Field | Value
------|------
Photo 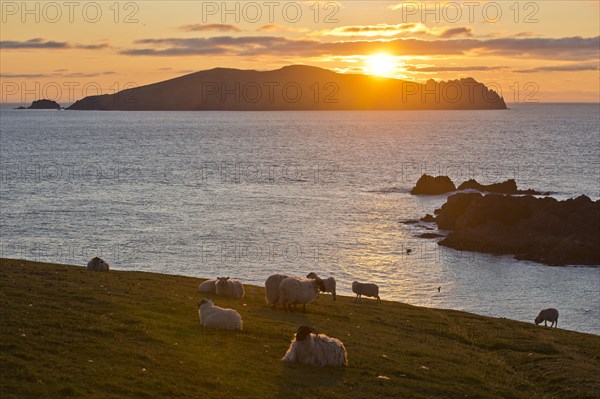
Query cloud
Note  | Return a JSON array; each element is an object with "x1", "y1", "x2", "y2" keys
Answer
[
  {"x1": 257, "y1": 24, "x2": 309, "y2": 33},
  {"x1": 0, "y1": 71, "x2": 116, "y2": 79},
  {"x1": 438, "y1": 27, "x2": 473, "y2": 38},
  {"x1": 120, "y1": 35, "x2": 600, "y2": 61},
  {"x1": 1, "y1": 38, "x2": 68, "y2": 49},
  {"x1": 513, "y1": 64, "x2": 600, "y2": 73},
  {"x1": 1, "y1": 38, "x2": 110, "y2": 50},
  {"x1": 179, "y1": 24, "x2": 241, "y2": 32},
  {"x1": 321, "y1": 23, "x2": 428, "y2": 37},
  {"x1": 405, "y1": 65, "x2": 508, "y2": 72}
]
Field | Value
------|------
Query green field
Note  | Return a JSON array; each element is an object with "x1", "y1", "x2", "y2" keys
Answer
[{"x1": 1, "y1": 259, "x2": 598, "y2": 398}]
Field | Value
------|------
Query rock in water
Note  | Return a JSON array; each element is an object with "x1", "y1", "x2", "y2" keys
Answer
[{"x1": 410, "y1": 175, "x2": 456, "y2": 195}]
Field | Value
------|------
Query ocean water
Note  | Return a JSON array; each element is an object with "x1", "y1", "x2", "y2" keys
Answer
[{"x1": 1, "y1": 103, "x2": 599, "y2": 334}]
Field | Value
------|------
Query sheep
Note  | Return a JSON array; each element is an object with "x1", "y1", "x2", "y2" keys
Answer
[
  {"x1": 282, "y1": 325, "x2": 347, "y2": 367},
  {"x1": 279, "y1": 277, "x2": 325, "y2": 313},
  {"x1": 265, "y1": 274, "x2": 291, "y2": 309},
  {"x1": 535, "y1": 308, "x2": 559, "y2": 328},
  {"x1": 352, "y1": 281, "x2": 381, "y2": 303},
  {"x1": 198, "y1": 279, "x2": 216, "y2": 294},
  {"x1": 87, "y1": 257, "x2": 109, "y2": 272},
  {"x1": 306, "y1": 272, "x2": 337, "y2": 301},
  {"x1": 215, "y1": 277, "x2": 245, "y2": 299},
  {"x1": 198, "y1": 298, "x2": 243, "y2": 331}
]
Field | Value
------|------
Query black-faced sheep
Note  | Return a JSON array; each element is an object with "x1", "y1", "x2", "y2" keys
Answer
[
  {"x1": 198, "y1": 279, "x2": 216, "y2": 294},
  {"x1": 279, "y1": 277, "x2": 325, "y2": 313},
  {"x1": 87, "y1": 257, "x2": 109, "y2": 272},
  {"x1": 198, "y1": 298, "x2": 243, "y2": 330},
  {"x1": 535, "y1": 308, "x2": 559, "y2": 328},
  {"x1": 265, "y1": 274, "x2": 291, "y2": 309},
  {"x1": 215, "y1": 277, "x2": 245, "y2": 299},
  {"x1": 306, "y1": 272, "x2": 336, "y2": 301},
  {"x1": 352, "y1": 281, "x2": 380, "y2": 303},
  {"x1": 282, "y1": 325, "x2": 347, "y2": 367}
]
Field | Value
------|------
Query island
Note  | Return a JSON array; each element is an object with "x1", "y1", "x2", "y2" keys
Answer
[
  {"x1": 15, "y1": 99, "x2": 61, "y2": 110},
  {"x1": 67, "y1": 65, "x2": 507, "y2": 111}
]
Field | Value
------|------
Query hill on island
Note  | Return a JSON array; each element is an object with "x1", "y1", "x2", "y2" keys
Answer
[{"x1": 67, "y1": 65, "x2": 507, "y2": 111}]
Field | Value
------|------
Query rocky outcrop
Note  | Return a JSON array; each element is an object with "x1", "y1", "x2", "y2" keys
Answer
[
  {"x1": 429, "y1": 193, "x2": 600, "y2": 266},
  {"x1": 410, "y1": 175, "x2": 548, "y2": 196},
  {"x1": 457, "y1": 179, "x2": 548, "y2": 195},
  {"x1": 410, "y1": 175, "x2": 456, "y2": 195}
]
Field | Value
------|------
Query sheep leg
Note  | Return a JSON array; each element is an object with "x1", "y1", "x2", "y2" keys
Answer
[
  {"x1": 332, "y1": 291, "x2": 336, "y2": 301},
  {"x1": 544, "y1": 320, "x2": 547, "y2": 327}
]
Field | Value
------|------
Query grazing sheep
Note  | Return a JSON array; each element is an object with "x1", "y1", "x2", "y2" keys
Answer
[
  {"x1": 87, "y1": 257, "x2": 109, "y2": 272},
  {"x1": 265, "y1": 274, "x2": 291, "y2": 309},
  {"x1": 535, "y1": 308, "x2": 559, "y2": 328},
  {"x1": 306, "y1": 272, "x2": 337, "y2": 301},
  {"x1": 215, "y1": 277, "x2": 245, "y2": 299},
  {"x1": 198, "y1": 298, "x2": 243, "y2": 331},
  {"x1": 282, "y1": 325, "x2": 348, "y2": 367},
  {"x1": 198, "y1": 279, "x2": 216, "y2": 294},
  {"x1": 279, "y1": 277, "x2": 325, "y2": 313},
  {"x1": 352, "y1": 281, "x2": 381, "y2": 303}
]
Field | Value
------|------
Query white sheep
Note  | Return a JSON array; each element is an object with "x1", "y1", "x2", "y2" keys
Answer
[
  {"x1": 306, "y1": 272, "x2": 336, "y2": 301},
  {"x1": 198, "y1": 298, "x2": 243, "y2": 330},
  {"x1": 535, "y1": 308, "x2": 559, "y2": 328},
  {"x1": 215, "y1": 277, "x2": 245, "y2": 299},
  {"x1": 279, "y1": 277, "x2": 325, "y2": 313},
  {"x1": 198, "y1": 279, "x2": 216, "y2": 294},
  {"x1": 352, "y1": 281, "x2": 381, "y2": 303},
  {"x1": 282, "y1": 325, "x2": 348, "y2": 367},
  {"x1": 265, "y1": 274, "x2": 291, "y2": 309},
  {"x1": 87, "y1": 257, "x2": 109, "y2": 272}
]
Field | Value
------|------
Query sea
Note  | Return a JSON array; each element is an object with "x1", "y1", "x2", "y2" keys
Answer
[{"x1": 1, "y1": 103, "x2": 599, "y2": 334}]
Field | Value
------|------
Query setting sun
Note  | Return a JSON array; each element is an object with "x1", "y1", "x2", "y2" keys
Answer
[{"x1": 366, "y1": 54, "x2": 397, "y2": 77}]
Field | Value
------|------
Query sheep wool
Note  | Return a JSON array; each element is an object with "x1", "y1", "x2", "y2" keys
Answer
[
  {"x1": 198, "y1": 298, "x2": 243, "y2": 331},
  {"x1": 306, "y1": 272, "x2": 337, "y2": 301},
  {"x1": 265, "y1": 274, "x2": 291, "y2": 309},
  {"x1": 198, "y1": 279, "x2": 217, "y2": 294},
  {"x1": 279, "y1": 277, "x2": 325, "y2": 313},
  {"x1": 282, "y1": 326, "x2": 347, "y2": 367},
  {"x1": 352, "y1": 281, "x2": 381, "y2": 303},
  {"x1": 535, "y1": 308, "x2": 559, "y2": 328},
  {"x1": 215, "y1": 277, "x2": 245, "y2": 299}
]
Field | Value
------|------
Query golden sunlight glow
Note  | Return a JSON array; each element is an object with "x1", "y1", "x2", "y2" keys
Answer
[{"x1": 366, "y1": 54, "x2": 397, "y2": 77}]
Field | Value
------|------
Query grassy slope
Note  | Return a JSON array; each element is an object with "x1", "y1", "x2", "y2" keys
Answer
[{"x1": 1, "y1": 259, "x2": 599, "y2": 399}]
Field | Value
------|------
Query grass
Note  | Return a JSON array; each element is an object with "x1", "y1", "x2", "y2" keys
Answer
[{"x1": 1, "y1": 258, "x2": 599, "y2": 399}]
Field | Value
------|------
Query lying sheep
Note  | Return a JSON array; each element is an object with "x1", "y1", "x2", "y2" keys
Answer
[
  {"x1": 198, "y1": 279, "x2": 216, "y2": 294},
  {"x1": 87, "y1": 257, "x2": 109, "y2": 272},
  {"x1": 352, "y1": 281, "x2": 381, "y2": 303},
  {"x1": 282, "y1": 325, "x2": 347, "y2": 367},
  {"x1": 535, "y1": 308, "x2": 559, "y2": 328},
  {"x1": 306, "y1": 272, "x2": 337, "y2": 301},
  {"x1": 265, "y1": 274, "x2": 291, "y2": 309},
  {"x1": 215, "y1": 277, "x2": 245, "y2": 299},
  {"x1": 198, "y1": 298, "x2": 243, "y2": 331},
  {"x1": 279, "y1": 277, "x2": 325, "y2": 313}
]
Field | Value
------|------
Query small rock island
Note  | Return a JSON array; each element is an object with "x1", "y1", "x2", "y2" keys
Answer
[{"x1": 16, "y1": 99, "x2": 61, "y2": 110}]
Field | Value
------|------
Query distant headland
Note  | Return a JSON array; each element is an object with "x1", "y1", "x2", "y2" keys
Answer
[{"x1": 67, "y1": 65, "x2": 507, "y2": 111}]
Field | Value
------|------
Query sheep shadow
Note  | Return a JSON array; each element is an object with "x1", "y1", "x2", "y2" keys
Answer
[{"x1": 275, "y1": 362, "x2": 347, "y2": 399}]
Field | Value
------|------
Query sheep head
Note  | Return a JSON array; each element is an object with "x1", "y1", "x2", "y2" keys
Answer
[
  {"x1": 306, "y1": 272, "x2": 318, "y2": 279},
  {"x1": 296, "y1": 325, "x2": 317, "y2": 341},
  {"x1": 199, "y1": 298, "x2": 213, "y2": 308}
]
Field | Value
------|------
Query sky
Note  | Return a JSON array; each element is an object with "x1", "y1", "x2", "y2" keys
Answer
[{"x1": 1, "y1": 0, "x2": 599, "y2": 103}]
